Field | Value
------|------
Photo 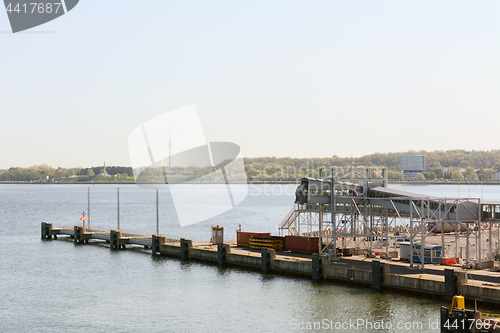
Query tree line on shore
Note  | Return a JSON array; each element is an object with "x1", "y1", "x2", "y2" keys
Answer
[
  {"x1": 1, "y1": 149, "x2": 500, "y2": 182},
  {"x1": 244, "y1": 150, "x2": 500, "y2": 182},
  {"x1": 0, "y1": 165, "x2": 134, "y2": 182}
]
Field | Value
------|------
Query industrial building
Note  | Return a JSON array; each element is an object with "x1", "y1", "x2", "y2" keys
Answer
[{"x1": 400, "y1": 155, "x2": 428, "y2": 180}]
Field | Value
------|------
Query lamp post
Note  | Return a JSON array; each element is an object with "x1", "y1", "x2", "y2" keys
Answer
[
  {"x1": 156, "y1": 188, "x2": 159, "y2": 235},
  {"x1": 88, "y1": 186, "x2": 91, "y2": 229},
  {"x1": 117, "y1": 187, "x2": 120, "y2": 230}
]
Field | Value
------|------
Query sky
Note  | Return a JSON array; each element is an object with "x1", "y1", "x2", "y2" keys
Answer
[{"x1": 1, "y1": 0, "x2": 499, "y2": 169}]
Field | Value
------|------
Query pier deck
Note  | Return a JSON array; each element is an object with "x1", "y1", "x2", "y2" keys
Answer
[{"x1": 41, "y1": 222, "x2": 500, "y2": 308}]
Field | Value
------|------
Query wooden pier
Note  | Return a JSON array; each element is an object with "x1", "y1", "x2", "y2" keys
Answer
[{"x1": 41, "y1": 222, "x2": 500, "y2": 308}]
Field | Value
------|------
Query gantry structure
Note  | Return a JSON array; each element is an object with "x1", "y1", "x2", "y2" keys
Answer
[{"x1": 279, "y1": 167, "x2": 500, "y2": 269}]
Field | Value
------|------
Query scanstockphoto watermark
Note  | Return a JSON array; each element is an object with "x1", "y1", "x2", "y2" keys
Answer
[
  {"x1": 290, "y1": 318, "x2": 440, "y2": 331},
  {"x1": 128, "y1": 105, "x2": 248, "y2": 227},
  {"x1": 245, "y1": 163, "x2": 387, "y2": 182}
]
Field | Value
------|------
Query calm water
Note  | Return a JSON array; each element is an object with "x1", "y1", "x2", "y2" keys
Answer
[{"x1": 0, "y1": 183, "x2": 498, "y2": 332}]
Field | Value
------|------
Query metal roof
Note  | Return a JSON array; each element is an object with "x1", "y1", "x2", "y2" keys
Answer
[
  {"x1": 370, "y1": 187, "x2": 500, "y2": 205},
  {"x1": 369, "y1": 186, "x2": 440, "y2": 200}
]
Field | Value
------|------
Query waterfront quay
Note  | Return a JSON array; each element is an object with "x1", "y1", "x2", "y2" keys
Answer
[{"x1": 42, "y1": 222, "x2": 500, "y2": 308}]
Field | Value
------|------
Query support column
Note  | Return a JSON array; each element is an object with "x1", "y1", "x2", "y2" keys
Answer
[
  {"x1": 384, "y1": 207, "x2": 389, "y2": 257},
  {"x1": 41, "y1": 222, "x2": 53, "y2": 240},
  {"x1": 180, "y1": 238, "x2": 192, "y2": 260},
  {"x1": 74, "y1": 226, "x2": 83, "y2": 244},
  {"x1": 372, "y1": 260, "x2": 382, "y2": 289},
  {"x1": 319, "y1": 204, "x2": 323, "y2": 253},
  {"x1": 477, "y1": 199, "x2": 482, "y2": 269},
  {"x1": 152, "y1": 235, "x2": 165, "y2": 256},
  {"x1": 441, "y1": 199, "x2": 445, "y2": 258},
  {"x1": 410, "y1": 202, "x2": 414, "y2": 268},
  {"x1": 331, "y1": 172, "x2": 337, "y2": 259},
  {"x1": 261, "y1": 248, "x2": 275, "y2": 274},
  {"x1": 217, "y1": 243, "x2": 230, "y2": 267},
  {"x1": 312, "y1": 253, "x2": 325, "y2": 281},
  {"x1": 110, "y1": 230, "x2": 121, "y2": 250},
  {"x1": 489, "y1": 221, "x2": 493, "y2": 262},
  {"x1": 444, "y1": 269, "x2": 456, "y2": 302}
]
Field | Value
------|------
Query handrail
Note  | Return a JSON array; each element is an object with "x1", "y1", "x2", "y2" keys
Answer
[{"x1": 279, "y1": 205, "x2": 298, "y2": 229}]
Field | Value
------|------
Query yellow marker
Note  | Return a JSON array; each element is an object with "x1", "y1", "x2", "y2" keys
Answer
[{"x1": 450, "y1": 295, "x2": 465, "y2": 311}]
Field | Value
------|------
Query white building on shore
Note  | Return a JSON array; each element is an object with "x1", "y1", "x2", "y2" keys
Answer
[{"x1": 400, "y1": 155, "x2": 428, "y2": 180}]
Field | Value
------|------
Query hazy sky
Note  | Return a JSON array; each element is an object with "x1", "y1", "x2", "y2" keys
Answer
[{"x1": 1, "y1": 0, "x2": 499, "y2": 169}]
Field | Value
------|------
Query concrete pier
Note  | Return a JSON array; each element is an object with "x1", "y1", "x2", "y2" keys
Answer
[{"x1": 41, "y1": 222, "x2": 500, "y2": 308}]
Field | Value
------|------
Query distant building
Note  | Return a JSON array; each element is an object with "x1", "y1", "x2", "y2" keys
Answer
[
  {"x1": 400, "y1": 155, "x2": 428, "y2": 180},
  {"x1": 492, "y1": 169, "x2": 500, "y2": 181}
]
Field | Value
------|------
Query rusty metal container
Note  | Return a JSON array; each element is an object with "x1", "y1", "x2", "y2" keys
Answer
[{"x1": 284, "y1": 236, "x2": 319, "y2": 254}]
